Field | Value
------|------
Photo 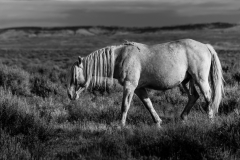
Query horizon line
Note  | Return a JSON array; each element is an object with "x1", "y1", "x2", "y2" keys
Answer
[{"x1": 0, "y1": 22, "x2": 237, "y2": 30}]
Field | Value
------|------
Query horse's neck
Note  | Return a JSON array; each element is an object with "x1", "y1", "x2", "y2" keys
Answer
[{"x1": 82, "y1": 46, "x2": 122, "y2": 87}]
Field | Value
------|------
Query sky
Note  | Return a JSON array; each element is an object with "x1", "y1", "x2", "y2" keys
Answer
[{"x1": 0, "y1": 0, "x2": 240, "y2": 28}]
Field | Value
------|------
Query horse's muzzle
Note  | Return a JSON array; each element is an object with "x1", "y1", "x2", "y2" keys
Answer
[{"x1": 67, "y1": 88, "x2": 77, "y2": 100}]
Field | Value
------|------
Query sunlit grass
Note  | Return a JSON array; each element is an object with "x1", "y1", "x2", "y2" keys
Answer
[{"x1": 0, "y1": 34, "x2": 240, "y2": 159}]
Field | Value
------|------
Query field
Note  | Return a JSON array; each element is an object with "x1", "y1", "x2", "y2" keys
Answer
[{"x1": 0, "y1": 24, "x2": 240, "y2": 159}]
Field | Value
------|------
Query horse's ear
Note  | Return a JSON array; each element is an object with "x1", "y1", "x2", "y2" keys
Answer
[{"x1": 78, "y1": 56, "x2": 83, "y2": 66}]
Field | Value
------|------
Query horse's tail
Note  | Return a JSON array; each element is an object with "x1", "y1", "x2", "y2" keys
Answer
[{"x1": 206, "y1": 44, "x2": 224, "y2": 114}]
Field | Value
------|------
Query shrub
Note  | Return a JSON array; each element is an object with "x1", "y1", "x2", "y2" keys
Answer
[
  {"x1": 219, "y1": 85, "x2": 240, "y2": 115},
  {"x1": 30, "y1": 74, "x2": 58, "y2": 98},
  {"x1": 223, "y1": 72, "x2": 236, "y2": 86},
  {"x1": 0, "y1": 129, "x2": 31, "y2": 160},
  {"x1": 49, "y1": 66, "x2": 67, "y2": 84},
  {"x1": 0, "y1": 88, "x2": 54, "y2": 159},
  {"x1": 66, "y1": 93, "x2": 121, "y2": 123},
  {"x1": 0, "y1": 64, "x2": 30, "y2": 96},
  {"x1": 233, "y1": 71, "x2": 240, "y2": 84},
  {"x1": 0, "y1": 88, "x2": 52, "y2": 138},
  {"x1": 33, "y1": 96, "x2": 69, "y2": 123},
  {"x1": 27, "y1": 64, "x2": 67, "y2": 84}
]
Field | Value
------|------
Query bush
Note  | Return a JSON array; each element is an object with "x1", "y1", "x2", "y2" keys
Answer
[
  {"x1": 219, "y1": 85, "x2": 240, "y2": 115},
  {"x1": 0, "y1": 64, "x2": 30, "y2": 96},
  {"x1": 30, "y1": 74, "x2": 59, "y2": 98},
  {"x1": 233, "y1": 71, "x2": 240, "y2": 84},
  {"x1": 223, "y1": 72, "x2": 236, "y2": 86},
  {"x1": 0, "y1": 88, "x2": 54, "y2": 159},
  {"x1": 0, "y1": 88, "x2": 52, "y2": 138},
  {"x1": 27, "y1": 64, "x2": 67, "y2": 84},
  {"x1": 67, "y1": 94, "x2": 120, "y2": 123},
  {"x1": 0, "y1": 129, "x2": 31, "y2": 160},
  {"x1": 49, "y1": 66, "x2": 67, "y2": 84}
]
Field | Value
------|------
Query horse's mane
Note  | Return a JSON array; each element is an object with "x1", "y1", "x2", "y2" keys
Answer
[
  {"x1": 83, "y1": 46, "x2": 115, "y2": 90},
  {"x1": 74, "y1": 41, "x2": 139, "y2": 90}
]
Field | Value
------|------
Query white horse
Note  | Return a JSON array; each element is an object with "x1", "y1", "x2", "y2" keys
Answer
[{"x1": 67, "y1": 39, "x2": 224, "y2": 128}]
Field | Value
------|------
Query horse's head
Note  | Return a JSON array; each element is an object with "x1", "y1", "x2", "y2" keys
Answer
[{"x1": 67, "y1": 56, "x2": 86, "y2": 100}]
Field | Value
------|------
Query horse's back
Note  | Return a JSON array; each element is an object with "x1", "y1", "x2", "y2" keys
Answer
[{"x1": 131, "y1": 39, "x2": 210, "y2": 89}]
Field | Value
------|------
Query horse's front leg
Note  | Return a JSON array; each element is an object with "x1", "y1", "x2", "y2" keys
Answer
[
  {"x1": 121, "y1": 81, "x2": 136, "y2": 126},
  {"x1": 135, "y1": 88, "x2": 162, "y2": 128}
]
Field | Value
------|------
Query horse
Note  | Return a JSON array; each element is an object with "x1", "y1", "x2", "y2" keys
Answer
[{"x1": 67, "y1": 39, "x2": 224, "y2": 128}]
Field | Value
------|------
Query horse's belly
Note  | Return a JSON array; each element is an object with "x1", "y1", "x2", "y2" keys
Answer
[
  {"x1": 138, "y1": 69, "x2": 187, "y2": 90},
  {"x1": 142, "y1": 79, "x2": 181, "y2": 90},
  {"x1": 144, "y1": 81, "x2": 180, "y2": 90}
]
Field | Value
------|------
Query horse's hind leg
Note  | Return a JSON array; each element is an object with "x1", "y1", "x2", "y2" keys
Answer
[
  {"x1": 196, "y1": 80, "x2": 214, "y2": 119},
  {"x1": 180, "y1": 79, "x2": 199, "y2": 120},
  {"x1": 121, "y1": 81, "x2": 136, "y2": 126},
  {"x1": 135, "y1": 88, "x2": 162, "y2": 128}
]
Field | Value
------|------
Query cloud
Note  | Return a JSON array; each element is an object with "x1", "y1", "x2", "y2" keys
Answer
[
  {"x1": 0, "y1": 0, "x2": 240, "y2": 28},
  {"x1": 0, "y1": 2, "x2": 68, "y2": 19},
  {"x1": 0, "y1": 1, "x2": 69, "y2": 28},
  {"x1": 174, "y1": 1, "x2": 240, "y2": 16},
  {"x1": 0, "y1": 0, "x2": 237, "y2": 3},
  {"x1": 55, "y1": 0, "x2": 240, "y2": 16}
]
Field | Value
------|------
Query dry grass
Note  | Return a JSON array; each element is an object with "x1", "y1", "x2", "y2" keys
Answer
[{"x1": 0, "y1": 29, "x2": 240, "y2": 159}]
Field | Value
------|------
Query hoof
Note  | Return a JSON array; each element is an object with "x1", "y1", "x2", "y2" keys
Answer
[
  {"x1": 180, "y1": 115, "x2": 188, "y2": 125},
  {"x1": 155, "y1": 122, "x2": 162, "y2": 129},
  {"x1": 208, "y1": 117, "x2": 215, "y2": 123},
  {"x1": 110, "y1": 122, "x2": 124, "y2": 130},
  {"x1": 180, "y1": 114, "x2": 188, "y2": 121},
  {"x1": 181, "y1": 119, "x2": 187, "y2": 125}
]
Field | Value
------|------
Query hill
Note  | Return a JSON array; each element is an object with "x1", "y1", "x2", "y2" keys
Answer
[{"x1": 0, "y1": 22, "x2": 238, "y2": 39}]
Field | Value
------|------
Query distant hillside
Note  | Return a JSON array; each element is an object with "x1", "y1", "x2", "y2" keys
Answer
[{"x1": 0, "y1": 22, "x2": 238, "y2": 38}]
